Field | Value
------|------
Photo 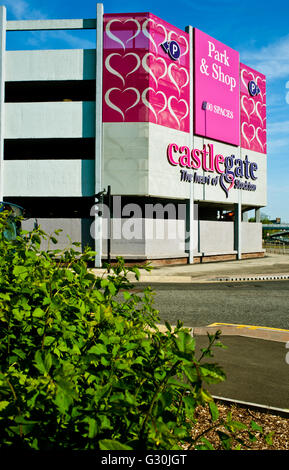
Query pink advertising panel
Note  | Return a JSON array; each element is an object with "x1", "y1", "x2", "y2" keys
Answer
[
  {"x1": 240, "y1": 63, "x2": 266, "y2": 154},
  {"x1": 194, "y1": 28, "x2": 240, "y2": 146},
  {"x1": 103, "y1": 13, "x2": 190, "y2": 132}
]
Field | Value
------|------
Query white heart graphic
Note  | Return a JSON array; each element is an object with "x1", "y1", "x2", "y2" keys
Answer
[
  {"x1": 241, "y1": 95, "x2": 256, "y2": 122},
  {"x1": 105, "y1": 87, "x2": 140, "y2": 120},
  {"x1": 142, "y1": 87, "x2": 167, "y2": 123},
  {"x1": 241, "y1": 122, "x2": 256, "y2": 148},
  {"x1": 168, "y1": 96, "x2": 189, "y2": 129},
  {"x1": 168, "y1": 30, "x2": 189, "y2": 58},
  {"x1": 256, "y1": 75, "x2": 266, "y2": 102},
  {"x1": 256, "y1": 127, "x2": 266, "y2": 151},
  {"x1": 256, "y1": 101, "x2": 266, "y2": 125},
  {"x1": 241, "y1": 67, "x2": 255, "y2": 92},
  {"x1": 156, "y1": 22, "x2": 168, "y2": 48},
  {"x1": 142, "y1": 53, "x2": 167, "y2": 88},
  {"x1": 168, "y1": 63, "x2": 189, "y2": 96},
  {"x1": 124, "y1": 18, "x2": 142, "y2": 45},
  {"x1": 106, "y1": 18, "x2": 141, "y2": 50},
  {"x1": 105, "y1": 52, "x2": 141, "y2": 86},
  {"x1": 142, "y1": 18, "x2": 158, "y2": 53}
]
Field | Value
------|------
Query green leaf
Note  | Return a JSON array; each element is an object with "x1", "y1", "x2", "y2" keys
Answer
[
  {"x1": 199, "y1": 363, "x2": 226, "y2": 383},
  {"x1": 265, "y1": 431, "x2": 274, "y2": 445},
  {"x1": 165, "y1": 321, "x2": 172, "y2": 332},
  {"x1": 32, "y1": 307, "x2": 45, "y2": 318},
  {"x1": 183, "y1": 365, "x2": 198, "y2": 383},
  {"x1": 0, "y1": 400, "x2": 9, "y2": 411},
  {"x1": 88, "y1": 343, "x2": 107, "y2": 355},
  {"x1": 199, "y1": 389, "x2": 213, "y2": 403},
  {"x1": 99, "y1": 440, "x2": 132, "y2": 450},
  {"x1": 54, "y1": 379, "x2": 77, "y2": 414},
  {"x1": 174, "y1": 330, "x2": 195, "y2": 354},
  {"x1": 250, "y1": 420, "x2": 263, "y2": 433},
  {"x1": 13, "y1": 265, "x2": 28, "y2": 279},
  {"x1": 209, "y1": 401, "x2": 219, "y2": 422},
  {"x1": 43, "y1": 336, "x2": 55, "y2": 346},
  {"x1": 108, "y1": 282, "x2": 117, "y2": 296},
  {"x1": 227, "y1": 419, "x2": 247, "y2": 432},
  {"x1": 217, "y1": 430, "x2": 232, "y2": 450},
  {"x1": 248, "y1": 431, "x2": 257, "y2": 442},
  {"x1": 54, "y1": 389, "x2": 73, "y2": 414},
  {"x1": 99, "y1": 415, "x2": 113, "y2": 431},
  {"x1": 0, "y1": 293, "x2": 11, "y2": 301},
  {"x1": 64, "y1": 269, "x2": 74, "y2": 282},
  {"x1": 13, "y1": 348, "x2": 26, "y2": 359},
  {"x1": 132, "y1": 267, "x2": 140, "y2": 281},
  {"x1": 44, "y1": 352, "x2": 52, "y2": 373},
  {"x1": 34, "y1": 350, "x2": 47, "y2": 374},
  {"x1": 100, "y1": 279, "x2": 109, "y2": 288},
  {"x1": 88, "y1": 418, "x2": 98, "y2": 438},
  {"x1": 197, "y1": 437, "x2": 215, "y2": 450},
  {"x1": 123, "y1": 291, "x2": 131, "y2": 301}
]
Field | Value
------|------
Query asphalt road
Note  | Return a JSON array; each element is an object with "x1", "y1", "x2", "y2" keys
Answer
[{"x1": 137, "y1": 280, "x2": 289, "y2": 330}]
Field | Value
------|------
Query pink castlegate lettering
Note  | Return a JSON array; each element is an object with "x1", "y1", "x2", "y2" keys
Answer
[{"x1": 167, "y1": 143, "x2": 179, "y2": 165}]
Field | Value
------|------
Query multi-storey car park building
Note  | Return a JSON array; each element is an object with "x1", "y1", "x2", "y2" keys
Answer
[{"x1": 0, "y1": 4, "x2": 267, "y2": 266}]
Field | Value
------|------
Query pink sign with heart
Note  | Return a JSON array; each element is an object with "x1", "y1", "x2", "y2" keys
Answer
[
  {"x1": 102, "y1": 13, "x2": 190, "y2": 132},
  {"x1": 240, "y1": 63, "x2": 266, "y2": 154}
]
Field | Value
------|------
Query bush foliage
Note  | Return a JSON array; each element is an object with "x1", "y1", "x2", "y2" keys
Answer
[{"x1": 0, "y1": 213, "x2": 269, "y2": 450}]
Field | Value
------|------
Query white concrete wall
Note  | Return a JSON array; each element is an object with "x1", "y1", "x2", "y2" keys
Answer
[
  {"x1": 198, "y1": 220, "x2": 262, "y2": 255},
  {"x1": 101, "y1": 217, "x2": 190, "y2": 259},
  {"x1": 199, "y1": 221, "x2": 235, "y2": 255},
  {"x1": 148, "y1": 122, "x2": 193, "y2": 200},
  {"x1": 103, "y1": 122, "x2": 149, "y2": 195},
  {"x1": 4, "y1": 159, "x2": 94, "y2": 197},
  {"x1": 241, "y1": 222, "x2": 263, "y2": 253},
  {"x1": 5, "y1": 101, "x2": 95, "y2": 139},
  {"x1": 21, "y1": 217, "x2": 261, "y2": 259},
  {"x1": 22, "y1": 217, "x2": 94, "y2": 251},
  {"x1": 102, "y1": 218, "x2": 146, "y2": 258},
  {"x1": 145, "y1": 219, "x2": 186, "y2": 257},
  {"x1": 5, "y1": 49, "x2": 96, "y2": 81}
]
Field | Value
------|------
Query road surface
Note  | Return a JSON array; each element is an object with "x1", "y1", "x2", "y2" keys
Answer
[{"x1": 136, "y1": 280, "x2": 289, "y2": 330}]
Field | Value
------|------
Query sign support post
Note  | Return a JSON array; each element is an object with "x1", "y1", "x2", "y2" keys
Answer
[
  {"x1": 94, "y1": 3, "x2": 104, "y2": 268},
  {"x1": 0, "y1": 7, "x2": 6, "y2": 202},
  {"x1": 186, "y1": 25, "x2": 194, "y2": 264}
]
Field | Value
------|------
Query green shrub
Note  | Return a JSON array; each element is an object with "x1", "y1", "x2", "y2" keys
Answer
[{"x1": 0, "y1": 212, "x2": 268, "y2": 450}]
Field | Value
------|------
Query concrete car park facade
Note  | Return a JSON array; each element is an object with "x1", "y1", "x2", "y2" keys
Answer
[{"x1": 0, "y1": 4, "x2": 267, "y2": 266}]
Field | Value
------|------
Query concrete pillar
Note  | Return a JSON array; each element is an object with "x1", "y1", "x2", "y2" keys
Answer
[
  {"x1": 234, "y1": 201, "x2": 242, "y2": 260},
  {"x1": 186, "y1": 186, "x2": 194, "y2": 263},
  {"x1": 94, "y1": 3, "x2": 104, "y2": 267},
  {"x1": 0, "y1": 7, "x2": 6, "y2": 202},
  {"x1": 185, "y1": 24, "x2": 194, "y2": 264},
  {"x1": 255, "y1": 208, "x2": 261, "y2": 223},
  {"x1": 243, "y1": 211, "x2": 248, "y2": 222}
]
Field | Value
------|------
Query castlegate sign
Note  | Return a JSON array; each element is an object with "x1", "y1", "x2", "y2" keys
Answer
[{"x1": 167, "y1": 142, "x2": 258, "y2": 197}]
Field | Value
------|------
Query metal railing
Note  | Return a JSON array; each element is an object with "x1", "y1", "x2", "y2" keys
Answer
[{"x1": 263, "y1": 240, "x2": 289, "y2": 254}]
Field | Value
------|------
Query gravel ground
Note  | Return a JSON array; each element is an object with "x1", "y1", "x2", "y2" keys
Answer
[{"x1": 188, "y1": 401, "x2": 289, "y2": 450}]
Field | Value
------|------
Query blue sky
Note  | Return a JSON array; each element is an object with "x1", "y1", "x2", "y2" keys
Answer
[{"x1": 3, "y1": 0, "x2": 289, "y2": 221}]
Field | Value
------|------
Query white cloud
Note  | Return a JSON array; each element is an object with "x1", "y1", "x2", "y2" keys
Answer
[
  {"x1": 268, "y1": 120, "x2": 289, "y2": 134},
  {"x1": 50, "y1": 31, "x2": 95, "y2": 50},
  {"x1": 25, "y1": 30, "x2": 95, "y2": 50},
  {"x1": 4, "y1": 0, "x2": 46, "y2": 20},
  {"x1": 241, "y1": 35, "x2": 289, "y2": 81}
]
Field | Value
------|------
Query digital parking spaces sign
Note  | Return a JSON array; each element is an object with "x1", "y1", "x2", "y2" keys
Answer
[{"x1": 194, "y1": 28, "x2": 240, "y2": 146}]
